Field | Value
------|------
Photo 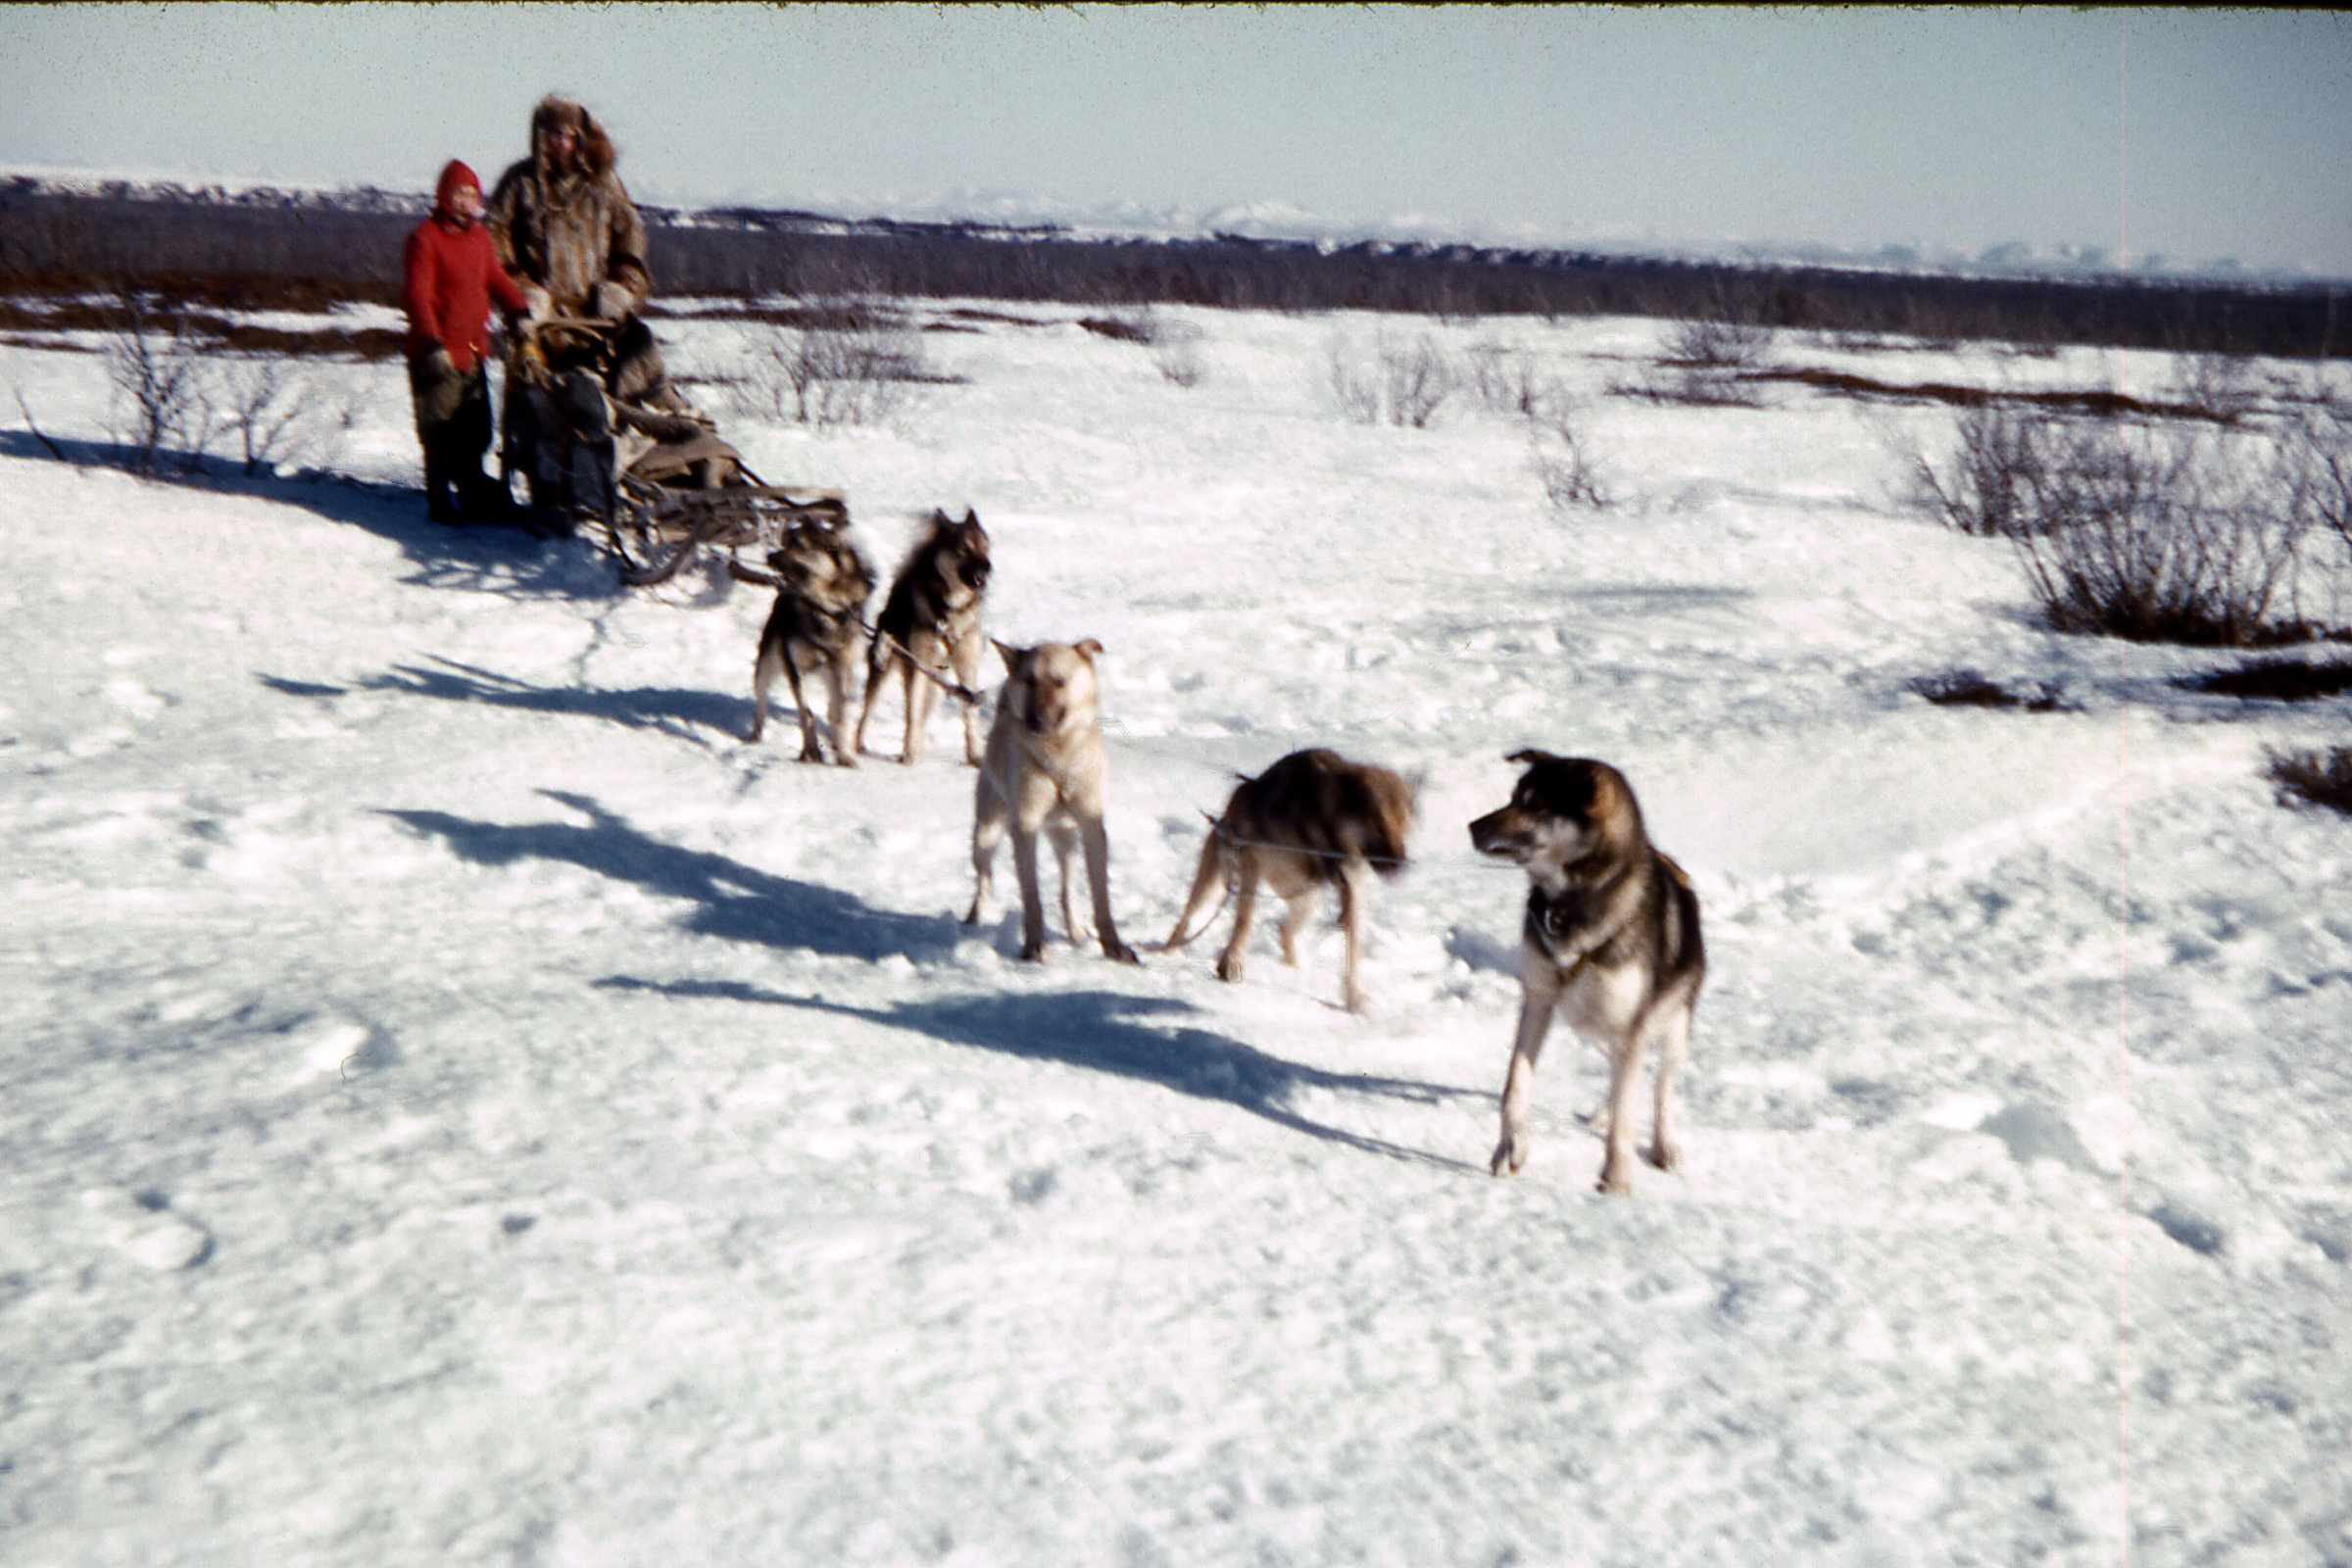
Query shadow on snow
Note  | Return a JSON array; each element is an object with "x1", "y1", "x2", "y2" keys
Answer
[
  {"x1": 601, "y1": 975, "x2": 1487, "y2": 1174},
  {"x1": 381, "y1": 790, "x2": 958, "y2": 963},
  {"x1": 318, "y1": 656, "x2": 751, "y2": 745},
  {"x1": 0, "y1": 428, "x2": 615, "y2": 603}
]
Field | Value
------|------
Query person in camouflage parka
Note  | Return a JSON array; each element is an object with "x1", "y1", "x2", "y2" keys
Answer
[
  {"x1": 486, "y1": 96, "x2": 650, "y2": 322},
  {"x1": 486, "y1": 96, "x2": 683, "y2": 527}
]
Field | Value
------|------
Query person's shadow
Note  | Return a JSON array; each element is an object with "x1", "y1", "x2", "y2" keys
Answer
[{"x1": 0, "y1": 429, "x2": 612, "y2": 603}]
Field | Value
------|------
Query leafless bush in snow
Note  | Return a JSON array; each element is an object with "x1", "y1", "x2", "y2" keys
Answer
[
  {"x1": 104, "y1": 286, "x2": 214, "y2": 475},
  {"x1": 1327, "y1": 330, "x2": 1453, "y2": 428},
  {"x1": 736, "y1": 300, "x2": 941, "y2": 428},
  {"x1": 1910, "y1": 405, "x2": 2352, "y2": 645},
  {"x1": 213, "y1": 359, "x2": 360, "y2": 476},
  {"x1": 1530, "y1": 397, "x2": 1610, "y2": 513},
  {"x1": 1151, "y1": 322, "x2": 1207, "y2": 388}
]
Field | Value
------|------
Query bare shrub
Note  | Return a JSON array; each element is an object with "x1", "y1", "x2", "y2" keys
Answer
[
  {"x1": 1150, "y1": 323, "x2": 1206, "y2": 388},
  {"x1": 1326, "y1": 336, "x2": 1383, "y2": 424},
  {"x1": 215, "y1": 359, "x2": 358, "y2": 476},
  {"x1": 1914, "y1": 409, "x2": 2352, "y2": 645},
  {"x1": 736, "y1": 300, "x2": 940, "y2": 428},
  {"x1": 104, "y1": 286, "x2": 213, "y2": 475},
  {"x1": 1662, "y1": 313, "x2": 1772, "y2": 370},
  {"x1": 1326, "y1": 329, "x2": 1453, "y2": 428},
  {"x1": 1382, "y1": 333, "x2": 1451, "y2": 427},
  {"x1": 1608, "y1": 362, "x2": 1766, "y2": 409},
  {"x1": 2163, "y1": 350, "x2": 2262, "y2": 423},
  {"x1": 2279, "y1": 402, "x2": 2352, "y2": 555},
  {"x1": 2264, "y1": 745, "x2": 2352, "y2": 814},
  {"x1": 1905, "y1": 405, "x2": 2078, "y2": 538},
  {"x1": 1530, "y1": 400, "x2": 1609, "y2": 512},
  {"x1": 1462, "y1": 338, "x2": 1560, "y2": 418},
  {"x1": 1662, "y1": 277, "x2": 1774, "y2": 366}
]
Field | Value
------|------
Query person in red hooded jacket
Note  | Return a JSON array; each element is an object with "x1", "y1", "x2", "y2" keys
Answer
[{"x1": 403, "y1": 160, "x2": 529, "y2": 524}]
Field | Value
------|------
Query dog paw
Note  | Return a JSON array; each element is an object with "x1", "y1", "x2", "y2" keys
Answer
[
  {"x1": 1490, "y1": 1140, "x2": 1526, "y2": 1177},
  {"x1": 1103, "y1": 940, "x2": 1141, "y2": 965},
  {"x1": 1595, "y1": 1158, "x2": 1634, "y2": 1196},
  {"x1": 1214, "y1": 956, "x2": 1244, "y2": 983},
  {"x1": 1644, "y1": 1139, "x2": 1681, "y2": 1173},
  {"x1": 1343, "y1": 986, "x2": 1368, "y2": 1014},
  {"x1": 1018, "y1": 940, "x2": 1048, "y2": 963}
]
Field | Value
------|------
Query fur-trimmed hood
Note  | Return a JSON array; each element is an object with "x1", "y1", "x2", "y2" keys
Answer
[
  {"x1": 530, "y1": 95, "x2": 615, "y2": 181},
  {"x1": 485, "y1": 94, "x2": 651, "y2": 314}
]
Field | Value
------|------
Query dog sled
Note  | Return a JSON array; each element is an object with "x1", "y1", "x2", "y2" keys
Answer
[{"x1": 504, "y1": 314, "x2": 845, "y2": 589}]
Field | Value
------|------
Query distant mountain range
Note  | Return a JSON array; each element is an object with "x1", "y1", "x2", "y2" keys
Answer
[{"x1": 5, "y1": 169, "x2": 2333, "y2": 288}]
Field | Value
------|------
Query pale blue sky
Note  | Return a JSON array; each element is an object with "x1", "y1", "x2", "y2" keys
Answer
[{"x1": 4, "y1": 5, "x2": 2347, "y2": 275}]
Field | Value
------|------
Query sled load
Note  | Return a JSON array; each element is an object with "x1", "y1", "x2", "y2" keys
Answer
[{"x1": 503, "y1": 313, "x2": 845, "y2": 589}]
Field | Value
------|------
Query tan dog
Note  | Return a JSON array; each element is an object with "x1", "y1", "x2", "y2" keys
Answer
[
  {"x1": 1163, "y1": 748, "x2": 1414, "y2": 1012},
  {"x1": 964, "y1": 639, "x2": 1138, "y2": 964},
  {"x1": 854, "y1": 509, "x2": 991, "y2": 765},
  {"x1": 746, "y1": 519, "x2": 875, "y2": 762},
  {"x1": 1469, "y1": 751, "x2": 1704, "y2": 1195}
]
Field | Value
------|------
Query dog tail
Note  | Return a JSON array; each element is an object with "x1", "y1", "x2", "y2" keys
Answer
[{"x1": 1157, "y1": 812, "x2": 1237, "y2": 951}]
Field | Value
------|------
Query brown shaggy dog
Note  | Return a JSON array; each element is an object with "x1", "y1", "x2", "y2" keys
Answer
[{"x1": 1163, "y1": 748, "x2": 1415, "y2": 1013}]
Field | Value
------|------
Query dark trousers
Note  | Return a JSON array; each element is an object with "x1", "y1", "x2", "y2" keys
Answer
[{"x1": 408, "y1": 353, "x2": 501, "y2": 523}]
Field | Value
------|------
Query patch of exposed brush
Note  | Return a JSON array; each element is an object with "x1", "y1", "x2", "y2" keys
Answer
[
  {"x1": 1079, "y1": 311, "x2": 1159, "y2": 344},
  {"x1": 2181, "y1": 657, "x2": 2352, "y2": 701},
  {"x1": 1908, "y1": 669, "x2": 2078, "y2": 711},
  {"x1": 2264, "y1": 745, "x2": 2352, "y2": 815}
]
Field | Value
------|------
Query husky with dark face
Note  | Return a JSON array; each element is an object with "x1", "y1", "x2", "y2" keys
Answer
[
  {"x1": 1469, "y1": 751, "x2": 1704, "y2": 1194},
  {"x1": 746, "y1": 518, "x2": 876, "y2": 763},
  {"x1": 1162, "y1": 748, "x2": 1415, "y2": 1013},
  {"x1": 854, "y1": 508, "x2": 992, "y2": 765},
  {"x1": 964, "y1": 639, "x2": 1139, "y2": 966}
]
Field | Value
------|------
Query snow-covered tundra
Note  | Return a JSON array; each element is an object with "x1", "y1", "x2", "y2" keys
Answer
[{"x1": 2, "y1": 299, "x2": 2348, "y2": 1566}]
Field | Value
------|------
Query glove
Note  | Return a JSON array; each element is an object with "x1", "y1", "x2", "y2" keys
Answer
[
  {"x1": 518, "y1": 284, "x2": 552, "y2": 323},
  {"x1": 588, "y1": 280, "x2": 637, "y2": 322}
]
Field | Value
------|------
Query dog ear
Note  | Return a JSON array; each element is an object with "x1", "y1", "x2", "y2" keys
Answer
[
  {"x1": 1505, "y1": 748, "x2": 1560, "y2": 767},
  {"x1": 961, "y1": 509, "x2": 980, "y2": 527},
  {"x1": 1073, "y1": 638, "x2": 1103, "y2": 660},
  {"x1": 993, "y1": 638, "x2": 1022, "y2": 670}
]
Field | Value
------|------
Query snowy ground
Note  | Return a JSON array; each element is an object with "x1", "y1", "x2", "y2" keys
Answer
[{"x1": 2, "y1": 301, "x2": 2349, "y2": 1567}]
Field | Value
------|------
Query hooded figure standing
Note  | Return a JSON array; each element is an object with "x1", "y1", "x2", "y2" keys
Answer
[
  {"x1": 486, "y1": 97, "x2": 682, "y2": 529},
  {"x1": 402, "y1": 160, "x2": 529, "y2": 525}
]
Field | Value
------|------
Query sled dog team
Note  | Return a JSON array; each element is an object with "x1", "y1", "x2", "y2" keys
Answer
[{"x1": 751, "y1": 507, "x2": 1706, "y2": 1196}]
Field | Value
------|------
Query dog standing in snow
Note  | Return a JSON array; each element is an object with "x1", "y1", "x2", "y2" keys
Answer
[
  {"x1": 1470, "y1": 751, "x2": 1704, "y2": 1194},
  {"x1": 854, "y1": 508, "x2": 992, "y2": 766},
  {"x1": 1161, "y1": 748, "x2": 1415, "y2": 1012},
  {"x1": 964, "y1": 639, "x2": 1139, "y2": 965},
  {"x1": 745, "y1": 516, "x2": 875, "y2": 762}
]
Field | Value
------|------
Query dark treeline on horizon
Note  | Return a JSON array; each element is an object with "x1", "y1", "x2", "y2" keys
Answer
[{"x1": 1, "y1": 188, "x2": 2344, "y2": 361}]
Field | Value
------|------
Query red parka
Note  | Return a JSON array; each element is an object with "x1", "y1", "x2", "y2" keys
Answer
[{"x1": 403, "y1": 161, "x2": 528, "y2": 373}]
